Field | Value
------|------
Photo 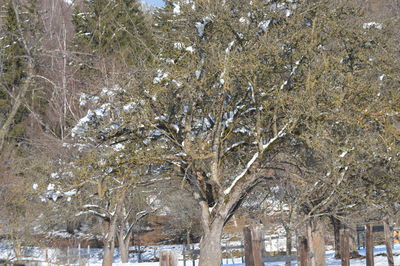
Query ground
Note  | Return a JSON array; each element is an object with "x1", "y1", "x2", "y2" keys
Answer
[{"x1": 1, "y1": 240, "x2": 399, "y2": 265}]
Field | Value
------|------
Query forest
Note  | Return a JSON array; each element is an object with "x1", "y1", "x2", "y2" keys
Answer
[{"x1": 0, "y1": 0, "x2": 399, "y2": 265}]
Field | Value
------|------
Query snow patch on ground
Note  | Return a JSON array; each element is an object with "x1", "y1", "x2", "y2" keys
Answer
[{"x1": 1, "y1": 239, "x2": 399, "y2": 266}]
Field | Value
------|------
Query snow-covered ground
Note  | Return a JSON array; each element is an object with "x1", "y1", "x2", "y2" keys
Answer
[{"x1": 1, "y1": 240, "x2": 399, "y2": 265}]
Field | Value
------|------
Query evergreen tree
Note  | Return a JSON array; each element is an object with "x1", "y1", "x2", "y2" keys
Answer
[
  {"x1": 1, "y1": 1, "x2": 27, "y2": 90},
  {"x1": 0, "y1": 0, "x2": 38, "y2": 144},
  {"x1": 72, "y1": 0, "x2": 156, "y2": 66}
]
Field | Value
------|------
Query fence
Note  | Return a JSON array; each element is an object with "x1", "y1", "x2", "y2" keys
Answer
[
  {"x1": 3, "y1": 227, "x2": 296, "y2": 266},
  {"x1": 179, "y1": 225, "x2": 296, "y2": 266}
]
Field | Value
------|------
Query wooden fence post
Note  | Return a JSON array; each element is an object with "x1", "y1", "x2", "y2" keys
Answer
[
  {"x1": 243, "y1": 224, "x2": 263, "y2": 266},
  {"x1": 383, "y1": 217, "x2": 394, "y2": 266},
  {"x1": 366, "y1": 224, "x2": 374, "y2": 266},
  {"x1": 87, "y1": 245, "x2": 90, "y2": 266},
  {"x1": 340, "y1": 229, "x2": 350, "y2": 266},
  {"x1": 159, "y1": 250, "x2": 178, "y2": 266},
  {"x1": 78, "y1": 243, "x2": 81, "y2": 265},
  {"x1": 138, "y1": 243, "x2": 142, "y2": 263},
  {"x1": 67, "y1": 246, "x2": 70, "y2": 265},
  {"x1": 191, "y1": 244, "x2": 195, "y2": 266},
  {"x1": 298, "y1": 236, "x2": 309, "y2": 266},
  {"x1": 241, "y1": 240, "x2": 244, "y2": 263}
]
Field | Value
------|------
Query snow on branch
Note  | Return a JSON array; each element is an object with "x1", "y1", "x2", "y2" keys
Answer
[
  {"x1": 224, "y1": 122, "x2": 289, "y2": 195},
  {"x1": 75, "y1": 210, "x2": 108, "y2": 219},
  {"x1": 280, "y1": 58, "x2": 302, "y2": 90},
  {"x1": 262, "y1": 123, "x2": 288, "y2": 150},
  {"x1": 224, "y1": 151, "x2": 259, "y2": 195},
  {"x1": 225, "y1": 141, "x2": 245, "y2": 153}
]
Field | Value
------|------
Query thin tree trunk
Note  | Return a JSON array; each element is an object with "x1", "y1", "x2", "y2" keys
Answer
[
  {"x1": 384, "y1": 217, "x2": 394, "y2": 266},
  {"x1": 330, "y1": 216, "x2": 341, "y2": 259},
  {"x1": 0, "y1": 2, "x2": 34, "y2": 151},
  {"x1": 0, "y1": 61, "x2": 33, "y2": 151},
  {"x1": 285, "y1": 229, "x2": 292, "y2": 266},
  {"x1": 186, "y1": 228, "x2": 191, "y2": 246},
  {"x1": 366, "y1": 224, "x2": 374, "y2": 266},
  {"x1": 13, "y1": 238, "x2": 22, "y2": 259},
  {"x1": 307, "y1": 218, "x2": 326, "y2": 266},
  {"x1": 199, "y1": 219, "x2": 224, "y2": 266}
]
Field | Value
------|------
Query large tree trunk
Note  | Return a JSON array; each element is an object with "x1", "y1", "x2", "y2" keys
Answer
[
  {"x1": 118, "y1": 229, "x2": 132, "y2": 263},
  {"x1": 102, "y1": 199, "x2": 124, "y2": 266},
  {"x1": 199, "y1": 219, "x2": 224, "y2": 266},
  {"x1": 103, "y1": 234, "x2": 115, "y2": 266},
  {"x1": 298, "y1": 236, "x2": 310, "y2": 266},
  {"x1": 307, "y1": 218, "x2": 326, "y2": 266}
]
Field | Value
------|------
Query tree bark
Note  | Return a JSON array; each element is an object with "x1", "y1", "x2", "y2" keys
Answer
[
  {"x1": 330, "y1": 216, "x2": 341, "y2": 259},
  {"x1": 103, "y1": 233, "x2": 115, "y2": 266},
  {"x1": 307, "y1": 218, "x2": 326, "y2": 266},
  {"x1": 366, "y1": 224, "x2": 374, "y2": 266},
  {"x1": 285, "y1": 228, "x2": 292, "y2": 266},
  {"x1": 244, "y1": 224, "x2": 264, "y2": 266},
  {"x1": 298, "y1": 236, "x2": 310, "y2": 266},
  {"x1": 199, "y1": 219, "x2": 224, "y2": 266},
  {"x1": 160, "y1": 250, "x2": 178, "y2": 266},
  {"x1": 118, "y1": 229, "x2": 132, "y2": 263},
  {"x1": 102, "y1": 199, "x2": 124, "y2": 266},
  {"x1": 383, "y1": 217, "x2": 394, "y2": 266},
  {"x1": 340, "y1": 229, "x2": 350, "y2": 266}
]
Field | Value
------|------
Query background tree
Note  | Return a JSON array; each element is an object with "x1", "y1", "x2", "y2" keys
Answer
[{"x1": 0, "y1": 0, "x2": 42, "y2": 150}]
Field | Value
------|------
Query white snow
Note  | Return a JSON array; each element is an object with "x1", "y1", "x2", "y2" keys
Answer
[
  {"x1": 50, "y1": 172, "x2": 59, "y2": 179},
  {"x1": 173, "y1": 42, "x2": 184, "y2": 50},
  {"x1": 339, "y1": 150, "x2": 348, "y2": 158},
  {"x1": 224, "y1": 124, "x2": 289, "y2": 195},
  {"x1": 195, "y1": 16, "x2": 213, "y2": 38},
  {"x1": 363, "y1": 22, "x2": 383, "y2": 30},
  {"x1": 185, "y1": 46, "x2": 195, "y2": 53},
  {"x1": 64, "y1": 189, "x2": 77, "y2": 196},
  {"x1": 1, "y1": 242, "x2": 400, "y2": 266},
  {"x1": 113, "y1": 143, "x2": 125, "y2": 151},
  {"x1": 224, "y1": 151, "x2": 259, "y2": 195},
  {"x1": 173, "y1": 2, "x2": 181, "y2": 15},
  {"x1": 225, "y1": 41, "x2": 235, "y2": 55},
  {"x1": 71, "y1": 110, "x2": 95, "y2": 137},
  {"x1": 153, "y1": 70, "x2": 169, "y2": 84},
  {"x1": 195, "y1": 22, "x2": 205, "y2": 38},
  {"x1": 195, "y1": 69, "x2": 202, "y2": 79},
  {"x1": 258, "y1": 20, "x2": 271, "y2": 31},
  {"x1": 123, "y1": 102, "x2": 137, "y2": 112},
  {"x1": 239, "y1": 17, "x2": 250, "y2": 24}
]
